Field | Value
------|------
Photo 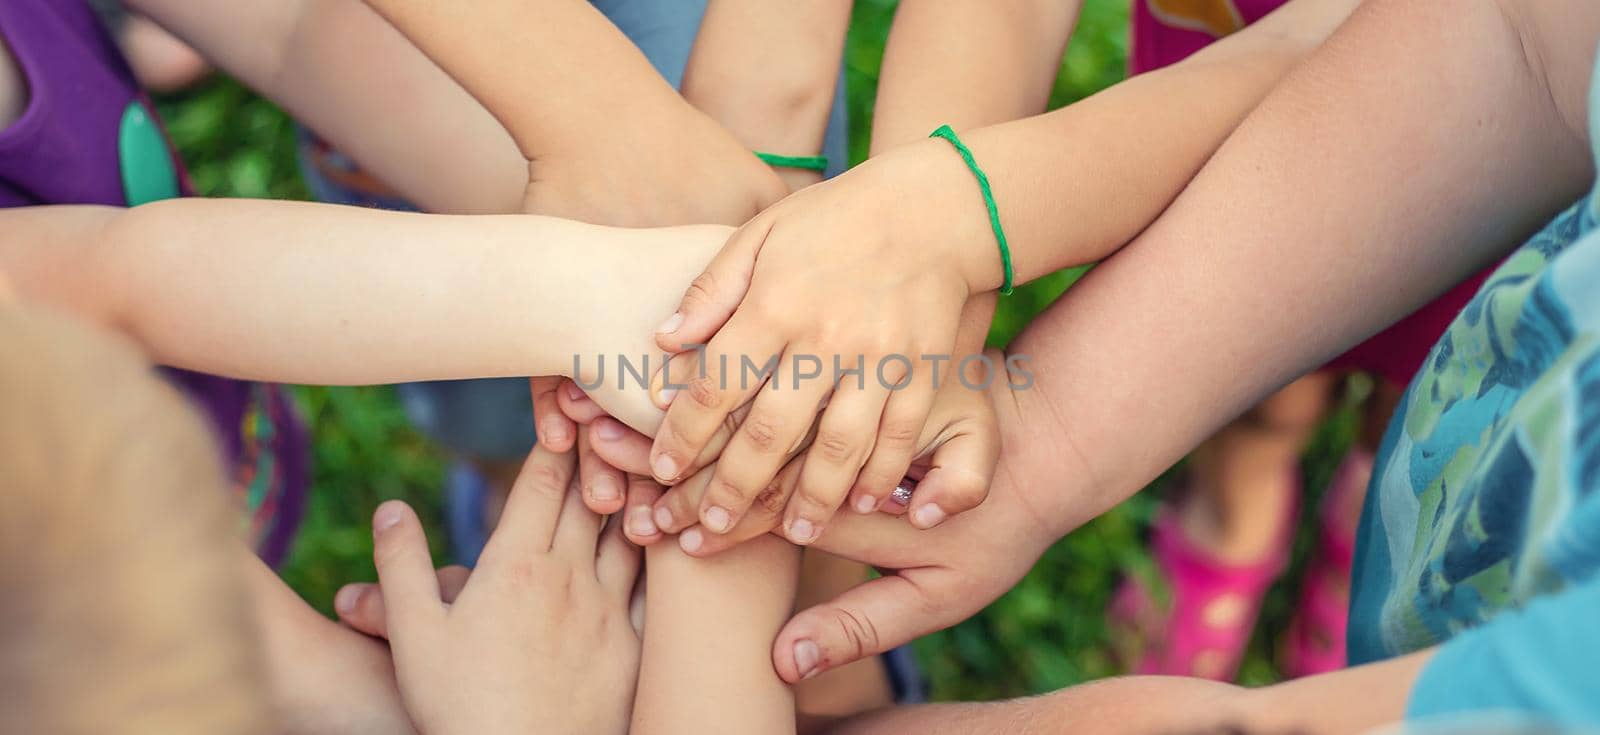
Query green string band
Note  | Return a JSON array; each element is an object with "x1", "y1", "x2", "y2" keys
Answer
[
  {"x1": 929, "y1": 124, "x2": 1014, "y2": 295},
  {"x1": 754, "y1": 151, "x2": 829, "y2": 171}
]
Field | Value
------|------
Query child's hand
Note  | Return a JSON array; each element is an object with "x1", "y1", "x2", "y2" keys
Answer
[
  {"x1": 369, "y1": 445, "x2": 642, "y2": 735},
  {"x1": 646, "y1": 152, "x2": 1001, "y2": 537},
  {"x1": 626, "y1": 352, "x2": 1004, "y2": 555}
]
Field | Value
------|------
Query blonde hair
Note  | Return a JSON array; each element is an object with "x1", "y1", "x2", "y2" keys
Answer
[{"x1": 0, "y1": 304, "x2": 269, "y2": 735}]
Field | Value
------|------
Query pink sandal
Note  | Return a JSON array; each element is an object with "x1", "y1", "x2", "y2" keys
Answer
[
  {"x1": 1109, "y1": 474, "x2": 1299, "y2": 681},
  {"x1": 1279, "y1": 448, "x2": 1371, "y2": 678}
]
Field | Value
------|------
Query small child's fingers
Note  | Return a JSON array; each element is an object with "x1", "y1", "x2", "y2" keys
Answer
[
  {"x1": 588, "y1": 417, "x2": 654, "y2": 475},
  {"x1": 371, "y1": 500, "x2": 443, "y2": 633},
  {"x1": 578, "y1": 430, "x2": 626, "y2": 515},
  {"x1": 622, "y1": 474, "x2": 665, "y2": 546},
  {"x1": 530, "y1": 376, "x2": 575, "y2": 451},
  {"x1": 482, "y1": 444, "x2": 576, "y2": 564},
  {"x1": 653, "y1": 220, "x2": 764, "y2": 354},
  {"x1": 334, "y1": 565, "x2": 471, "y2": 640},
  {"x1": 334, "y1": 583, "x2": 387, "y2": 638},
  {"x1": 552, "y1": 472, "x2": 604, "y2": 563},
  {"x1": 651, "y1": 466, "x2": 714, "y2": 535},
  {"x1": 596, "y1": 511, "x2": 642, "y2": 605},
  {"x1": 906, "y1": 430, "x2": 998, "y2": 530},
  {"x1": 555, "y1": 379, "x2": 608, "y2": 424},
  {"x1": 677, "y1": 458, "x2": 802, "y2": 558}
]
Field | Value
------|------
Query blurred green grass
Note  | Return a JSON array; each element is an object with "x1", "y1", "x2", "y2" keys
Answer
[{"x1": 157, "y1": 0, "x2": 1355, "y2": 702}]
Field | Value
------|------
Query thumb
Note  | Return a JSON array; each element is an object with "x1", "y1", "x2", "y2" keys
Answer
[
  {"x1": 654, "y1": 217, "x2": 772, "y2": 352},
  {"x1": 772, "y1": 570, "x2": 968, "y2": 683}
]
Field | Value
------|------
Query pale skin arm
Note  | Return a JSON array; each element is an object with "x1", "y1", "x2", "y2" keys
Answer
[
  {"x1": 681, "y1": 0, "x2": 853, "y2": 192},
  {"x1": 631, "y1": 536, "x2": 800, "y2": 735},
  {"x1": 827, "y1": 651, "x2": 1432, "y2": 735},
  {"x1": 124, "y1": 0, "x2": 525, "y2": 215},
  {"x1": 0, "y1": 201, "x2": 722, "y2": 432}
]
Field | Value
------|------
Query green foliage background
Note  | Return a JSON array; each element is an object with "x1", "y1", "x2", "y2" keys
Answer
[{"x1": 157, "y1": 0, "x2": 1356, "y2": 702}]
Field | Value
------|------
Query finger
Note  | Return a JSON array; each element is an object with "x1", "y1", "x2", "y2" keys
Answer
[
  {"x1": 807, "y1": 506, "x2": 926, "y2": 569},
  {"x1": 335, "y1": 565, "x2": 471, "y2": 639},
  {"x1": 555, "y1": 379, "x2": 608, "y2": 424},
  {"x1": 551, "y1": 471, "x2": 604, "y2": 562},
  {"x1": 677, "y1": 456, "x2": 804, "y2": 558},
  {"x1": 621, "y1": 474, "x2": 665, "y2": 546},
  {"x1": 848, "y1": 379, "x2": 936, "y2": 515},
  {"x1": 649, "y1": 312, "x2": 786, "y2": 485},
  {"x1": 530, "y1": 376, "x2": 575, "y2": 451},
  {"x1": 650, "y1": 466, "x2": 712, "y2": 535},
  {"x1": 785, "y1": 379, "x2": 888, "y2": 544},
  {"x1": 577, "y1": 429, "x2": 626, "y2": 514},
  {"x1": 694, "y1": 347, "x2": 832, "y2": 534},
  {"x1": 906, "y1": 423, "x2": 998, "y2": 530},
  {"x1": 480, "y1": 444, "x2": 575, "y2": 565},
  {"x1": 596, "y1": 509, "x2": 642, "y2": 604},
  {"x1": 370, "y1": 500, "x2": 443, "y2": 634},
  {"x1": 772, "y1": 570, "x2": 967, "y2": 683},
  {"x1": 589, "y1": 417, "x2": 655, "y2": 476},
  {"x1": 654, "y1": 217, "x2": 770, "y2": 353}
]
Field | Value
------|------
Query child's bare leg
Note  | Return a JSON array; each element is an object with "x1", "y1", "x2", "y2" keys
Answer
[
  {"x1": 1182, "y1": 371, "x2": 1335, "y2": 562},
  {"x1": 793, "y1": 551, "x2": 895, "y2": 718},
  {"x1": 634, "y1": 535, "x2": 800, "y2": 735}
]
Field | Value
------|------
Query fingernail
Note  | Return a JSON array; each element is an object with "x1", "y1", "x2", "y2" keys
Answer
[
  {"x1": 788, "y1": 518, "x2": 817, "y2": 544},
  {"x1": 658, "y1": 386, "x2": 678, "y2": 405},
  {"x1": 652, "y1": 454, "x2": 679, "y2": 482},
  {"x1": 596, "y1": 417, "x2": 627, "y2": 441},
  {"x1": 373, "y1": 504, "x2": 403, "y2": 532},
  {"x1": 564, "y1": 382, "x2": 586, "y2": 401},
  {"x1": 628, "y1": 506, "x2": 658, "y2": 537},
  {"x1": 912, "y1": 503, "x2": 947, "y2": 529},
  {"x1": 703, "y1": 506, "x2": 732, "y2": 533},
  {"x1": 591, "y1": 476, "x2": 621, "y2": 503},
  {"x1": 854, "y1": 494, "x2": 878, "y2": 514},
  {"x1": 540, "y1": 418, "x2": 568, "y2": 446},
  {"x1": 654, "y1": 506, "x2": 675, "y2": 531},
  {"x1": 334, "y1": 585, "x2": 362, "y2": 615},
  {"x1": 794, "y1": 639, "x2": 821, "y2": 680},
  {"x1": 656, "y1": 312, "x2": 684, "y2": 335},
  {"x1": 680, "y1": 527, "x2": 703, "y2": 553}
]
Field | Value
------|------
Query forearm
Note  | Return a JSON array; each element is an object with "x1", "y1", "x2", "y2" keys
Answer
[
  {"x1": 361, "y1": 0, "x2": 689, "y2": 165},
  {"x1": 868, "y1": 0, "x2": 1360, "y2": 293},
  {"x1": 633, "y1": 535, "x2": 800, "y2": 735},
  {"x1": 870, "y1": 0, "x2": 1078, "y2": 154},
  {"x1": 683, "y1": 0, "x2": 852, "y2": 191},
  {"x1": 128, "y1": 0, "x2": 525, "y2": 215},
  {"x1": 0, "y1": 202, "x2": 708, "y2": 387},
  {"x1": 1004, "y1": 0, "x2": 1595, "y2": 536},
  {"x1": 829, "y1": 652, "x2": 1430, "y2": 735}
]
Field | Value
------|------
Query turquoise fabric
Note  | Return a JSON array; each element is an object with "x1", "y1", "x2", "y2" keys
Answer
[{"x1": 1346, "y1": 51, "x2": 1600, "y2": 726}]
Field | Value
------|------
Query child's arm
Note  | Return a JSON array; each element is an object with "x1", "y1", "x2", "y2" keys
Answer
[
  {"x1": 826, "y1": 651, "x2": 1433, "y2": 734},
  {"x1": 767, "y1": 0, "x2": 1600, "y2": 682},
  {"x1": 680, "y1": 1, "x2": 853, "y2": 192},
  {"x1": 359, "y1": 0, "x2": 787, "y2": 227},
  {"x1": 631, "y1": 536, "x2": 800, "y2": 735},
  {"x1": 0, "y1": 201, "x2": 722, "y2": 432},
  {"x1": 639, "y1": 0, "x2": 1362, "y2": 526},
  {"x1": 125, "y1": 0, "x2": 525, "y2": 215}
]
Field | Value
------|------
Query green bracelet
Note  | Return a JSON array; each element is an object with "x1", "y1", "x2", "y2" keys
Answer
[
  {"x1": 754, "y1": 151, "x2": 829, "y2": 172},
  {"x1": 929, "y1": 124, "x2": 1014, "y2": 295}
]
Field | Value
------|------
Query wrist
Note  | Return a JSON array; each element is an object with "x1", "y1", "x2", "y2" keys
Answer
[{"x1": 872, "y1": 139, "x2": 1010, "y2": 294}]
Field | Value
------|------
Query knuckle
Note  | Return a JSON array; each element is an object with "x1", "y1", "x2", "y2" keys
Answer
[
  {"x1": 682, "y1": 270, "x2": 721, "y2": 308},
  {"x1": 878, "y1": 420, "x2": 920, "y2": 448},
  {"x1": 738, "y1": 413, "x2": 783, "y2": 453},
  {"x1": 830, "y1": 608, "x2": 883, "y2": 661},
  {"x1": 752, "y1": 478, "x2": 790, "y2": 516},
  {"x1": 711, "y1": 476, "x2": 755, "y2": 505},
  {"x1": 521, "y1": 461, "x2": 569, "y2": 499},
  {"x1": 811, "y1": 429, "x2": 859, "y2": 464},
  {"x1": 797, "y1": 485, "x2": 841, "y2": 513},
  {"x1": 685, "y1": 372, "x2": 725, "y2": 410}
]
